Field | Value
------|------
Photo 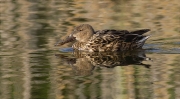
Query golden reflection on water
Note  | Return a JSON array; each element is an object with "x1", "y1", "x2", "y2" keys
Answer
[{"x1": 0, "y1": 0, "x2": 180, "y2": 99}]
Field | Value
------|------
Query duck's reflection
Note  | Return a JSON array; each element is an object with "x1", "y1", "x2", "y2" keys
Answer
[{"x1": 55, "y1": 50, "x2": 151, "y2": 75}]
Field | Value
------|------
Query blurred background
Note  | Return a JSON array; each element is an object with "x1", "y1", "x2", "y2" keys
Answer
[{"x1": 0, "y1": 0, "x2": 180, "y2": 99}]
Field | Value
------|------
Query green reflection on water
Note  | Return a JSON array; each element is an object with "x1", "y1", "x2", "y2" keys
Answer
[{"x1": 0, "y1": 0, "x2": 180, "y2": 99}]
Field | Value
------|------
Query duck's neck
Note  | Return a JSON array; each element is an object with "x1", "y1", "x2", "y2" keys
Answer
[
  {"x1": 78, "y1": 30, "x2": 94, "y2": 42},
  {"x1": 85, "y1": 30, "x2": 94, "y2": 41}
]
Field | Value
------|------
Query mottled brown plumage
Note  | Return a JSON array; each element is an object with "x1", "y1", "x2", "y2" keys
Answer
[{"x1": 55, "y1": 24, "x2": 150, "y2": 52}]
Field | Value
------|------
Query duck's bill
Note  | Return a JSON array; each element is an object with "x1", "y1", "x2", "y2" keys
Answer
[{"x1": 54, "y1": 36, "x2": 76, "y2": 46}]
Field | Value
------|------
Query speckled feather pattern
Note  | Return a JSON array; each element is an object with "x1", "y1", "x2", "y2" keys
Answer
[{"x1": 72, "y1": 29, "x2": 150, "y2": 52}]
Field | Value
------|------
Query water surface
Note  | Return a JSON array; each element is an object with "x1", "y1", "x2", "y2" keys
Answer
[{"x1": 1, "y1": 0, "x2": 180, "y2": 99}]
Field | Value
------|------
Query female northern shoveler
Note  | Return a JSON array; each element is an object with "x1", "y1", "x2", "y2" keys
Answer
[{"x1": 55, "y1": 24, "x2": 150, "y2": 52}]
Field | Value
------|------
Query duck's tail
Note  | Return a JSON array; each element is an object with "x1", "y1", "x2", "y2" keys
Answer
[
  {"x1": 134, "y1": 35, "x2": 150, "y2": 49},
  {"x1": 138, "y1": 36, "x2": 150, "y2": 43}
]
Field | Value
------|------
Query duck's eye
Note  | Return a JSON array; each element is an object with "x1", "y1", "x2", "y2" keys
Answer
[{"x1": 79, "y1": 29, "x2": 83, "y2": 31}]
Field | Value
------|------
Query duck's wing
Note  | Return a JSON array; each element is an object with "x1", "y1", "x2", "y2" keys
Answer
[
  {"x1": 125, "y1": 29, "x2": 150, "y2": 43},
  {"x1": 87, "y1": 29, "x2": 150, "y2": 51},
  {"x1": 130, "y1": 29, "x2": 150, "y2": 35},
  {"x1": 95, "y1": 29, "x2": 129, "y2": 35},
  {"x1": 95, "y1": 29, "x2": 150, "y2": 35},
  {"x1": 94, "y1": 29, "x2": 150, "y2": 42}
]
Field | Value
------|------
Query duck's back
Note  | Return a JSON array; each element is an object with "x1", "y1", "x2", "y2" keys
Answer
[{"x1": 85, "y1": 29, "x2": 150, "y2": 52}]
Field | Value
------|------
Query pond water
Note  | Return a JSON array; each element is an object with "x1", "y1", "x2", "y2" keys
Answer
[{"x1": 1, "y1": 0, "x2": 180, "y2": 99}]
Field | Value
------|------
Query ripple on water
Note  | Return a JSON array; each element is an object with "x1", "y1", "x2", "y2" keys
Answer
[{"x1": 144, "y1": 43, "x2": 180, "y2": 54}]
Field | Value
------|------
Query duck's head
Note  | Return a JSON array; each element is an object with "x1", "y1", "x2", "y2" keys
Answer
[
  {"x1": 55, "y1": 24, "x2": 95, "y2": 46},
  {"x1": 70, "y1": 24, "x2": 95, "y2": 42}
]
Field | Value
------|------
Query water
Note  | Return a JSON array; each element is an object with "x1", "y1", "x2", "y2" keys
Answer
[{"x1": 1, "y1": 0, "x2": 180, "y2": 99}]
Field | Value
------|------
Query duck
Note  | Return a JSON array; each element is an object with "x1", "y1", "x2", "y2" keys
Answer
[{"x1": 55, "y1": 24, "x2": 150, "y2": 52}]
